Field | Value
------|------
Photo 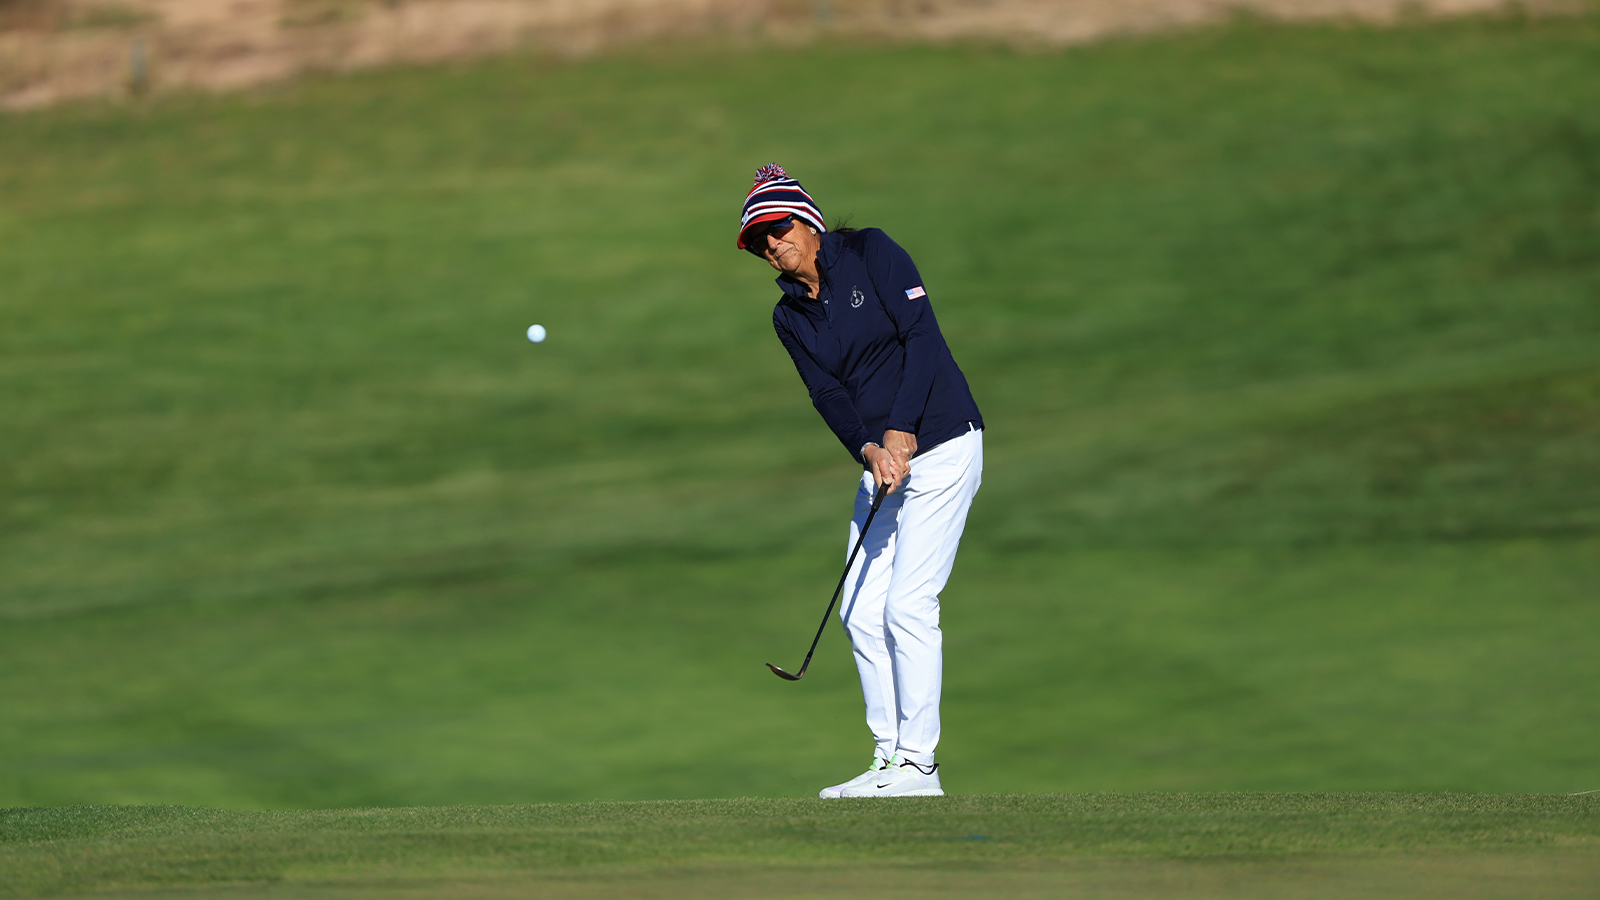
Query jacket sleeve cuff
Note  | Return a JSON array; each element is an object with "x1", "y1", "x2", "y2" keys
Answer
[{"x1": 847, "y1": 431, "x2": 876, "y2": 464}]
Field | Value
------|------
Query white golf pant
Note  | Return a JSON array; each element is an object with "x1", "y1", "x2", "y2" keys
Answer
[{"x1": 840, "y1": 426, "x2": 982, "y2": 767}]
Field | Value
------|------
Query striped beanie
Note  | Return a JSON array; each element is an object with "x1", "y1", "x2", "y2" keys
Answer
[{"x1": 737, "y1": 164, "x2": 825, "y2": 250}]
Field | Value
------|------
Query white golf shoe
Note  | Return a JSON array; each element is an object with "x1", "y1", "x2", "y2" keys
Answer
[
  {"x1": 819, "y1": 755, "x2": 895, "y2": 799},
  {"x1": 839, "y1": 759, "x2": 943, "y2": 797}
]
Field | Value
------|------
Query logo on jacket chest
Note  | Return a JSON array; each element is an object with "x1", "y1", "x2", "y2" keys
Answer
[{"x1": 850, "y1": 287, "x2": 865, "y2": 309}]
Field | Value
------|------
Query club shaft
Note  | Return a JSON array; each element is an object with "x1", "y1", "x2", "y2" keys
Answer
[{"x1": 791, "y1": 482, "x2": 888, "y2": 678}]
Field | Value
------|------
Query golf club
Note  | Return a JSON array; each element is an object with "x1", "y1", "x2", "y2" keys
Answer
[{"x1": 767, "y1": 480, "x2": 890, "y2": 681}]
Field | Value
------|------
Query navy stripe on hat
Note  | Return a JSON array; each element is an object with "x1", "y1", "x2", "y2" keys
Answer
[{"x1": 738, "y1": 164, "x2": 825, "y2": 250}]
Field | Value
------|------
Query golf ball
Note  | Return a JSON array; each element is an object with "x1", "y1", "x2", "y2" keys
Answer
[{"x1": 526, "y1": 324, "x2": 547, "y2": 343}]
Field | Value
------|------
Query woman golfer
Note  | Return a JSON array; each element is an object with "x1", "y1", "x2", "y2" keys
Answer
[{"x1": 738, "y1": 164, "x2": 983, "y2": 798}]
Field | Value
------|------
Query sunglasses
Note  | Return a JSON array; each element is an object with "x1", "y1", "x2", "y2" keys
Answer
[{"x1": 745, "y1": 216, "x2": 796, "y2": 253}]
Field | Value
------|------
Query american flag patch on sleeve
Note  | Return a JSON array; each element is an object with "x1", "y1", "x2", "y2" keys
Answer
[{"x1": 905, "y1": 286, "x2": 927, "y2": 300}]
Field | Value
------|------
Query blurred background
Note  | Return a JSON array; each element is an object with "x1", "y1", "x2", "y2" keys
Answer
[{"x1": 1, "y1": 0, "x2": 1597, "y2": 809}]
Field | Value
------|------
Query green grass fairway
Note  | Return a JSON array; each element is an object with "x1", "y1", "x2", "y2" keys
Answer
[
  {"x1": 2, "y1": 7, "x2": 1600, "y2": 818},
  {"x1": 4, "y1": 794, "x2": 1598, "y2": 898}
]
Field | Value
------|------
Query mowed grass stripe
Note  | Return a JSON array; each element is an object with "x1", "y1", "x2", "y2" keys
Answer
[{"x1": 2, "y1": 794, "x2": 1597, "y2": 897}]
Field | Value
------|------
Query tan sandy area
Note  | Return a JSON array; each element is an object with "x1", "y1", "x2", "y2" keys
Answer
[{"x1": 0, "y1": 0, "x2": 1578, "y2": 110}]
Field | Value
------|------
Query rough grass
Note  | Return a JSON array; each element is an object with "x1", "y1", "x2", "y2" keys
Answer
[{"x1": 1, "y1": 12, "x2": 1598, "y2": 814}]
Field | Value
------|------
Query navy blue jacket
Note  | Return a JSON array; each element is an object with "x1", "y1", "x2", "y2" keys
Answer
[{"x1": 772, "y1": 229, "x2": 983, "y2": 465}]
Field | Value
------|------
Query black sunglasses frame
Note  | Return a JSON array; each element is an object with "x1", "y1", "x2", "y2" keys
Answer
[{"x1": 745, "y1": 216, "x2": 797, "y2": 253}]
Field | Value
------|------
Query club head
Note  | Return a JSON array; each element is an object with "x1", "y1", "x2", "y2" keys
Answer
[{"x1": 766, "y1": 662, "x2": 805, "y2": 681}]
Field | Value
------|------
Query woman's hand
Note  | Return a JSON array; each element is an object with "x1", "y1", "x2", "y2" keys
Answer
[
  {"x1": 866, "y1": 430, "x2": 918, "y2": 494},
  {"x1": 864, "y1": 444, "x2": 908, "y2": 494},
  {"x1": 884, "y1": 430, "x2": 918, "y2": 479}
]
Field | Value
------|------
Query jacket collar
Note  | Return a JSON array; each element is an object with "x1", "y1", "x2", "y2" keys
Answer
[{"x1": 774, "y1": 231, "x2": 844, "y2": 301}]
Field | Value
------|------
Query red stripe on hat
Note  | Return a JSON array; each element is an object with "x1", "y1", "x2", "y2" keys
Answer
[{"x1": 737, "y1": 211, "x2": 795, "y2": 250}]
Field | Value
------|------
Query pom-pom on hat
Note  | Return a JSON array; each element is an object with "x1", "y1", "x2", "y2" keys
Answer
[{"x1": 737, "y1": 164, "x2": 826, "y2": 251}]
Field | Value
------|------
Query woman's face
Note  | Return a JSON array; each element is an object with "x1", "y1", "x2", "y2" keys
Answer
[{"x1": 751, "y1": 218, "x2": 821, "y2": 276}]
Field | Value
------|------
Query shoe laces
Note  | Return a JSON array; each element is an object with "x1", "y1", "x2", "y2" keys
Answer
[{"x1": 898, "y1": 760, "x2": 938, "y2": 776}]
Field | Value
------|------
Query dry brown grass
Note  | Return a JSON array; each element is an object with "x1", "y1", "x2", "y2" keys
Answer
[{"x1": 0, "y1": 0, "x2": 1582, "y2": 109}]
